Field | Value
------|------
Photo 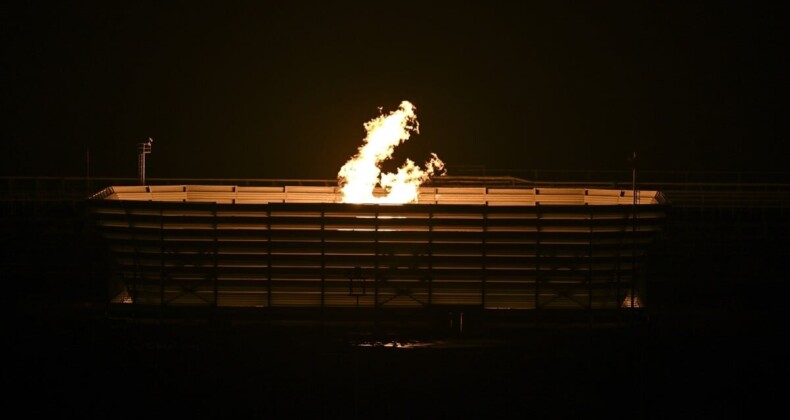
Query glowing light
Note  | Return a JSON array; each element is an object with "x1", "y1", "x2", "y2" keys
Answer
[
  {"x1": 338, "y1": 101, "x2": 445, "y2": 204},
  {"x1": 622, "y1": 294, "x2": 642, "y2": 308}
]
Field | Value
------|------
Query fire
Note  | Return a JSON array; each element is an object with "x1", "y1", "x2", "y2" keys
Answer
[{"x1": 338, "y1": 101, "x2": 445, "y2": 203}]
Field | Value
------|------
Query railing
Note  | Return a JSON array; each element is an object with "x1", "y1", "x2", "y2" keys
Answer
[
  {"x1": 94, "y1": 185, "x2": 664, "y2": 206},
  {"x1": 2, "y1": 171, "x2": 790, "y2": 208}
]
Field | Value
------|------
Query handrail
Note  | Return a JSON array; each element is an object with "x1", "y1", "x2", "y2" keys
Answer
[{"x1": 3, "y1": 173, "x2": 790, "y2": 208}]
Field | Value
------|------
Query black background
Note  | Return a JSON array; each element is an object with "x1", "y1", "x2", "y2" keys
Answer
[
  {"x1": 3, "y1": 1, "x2": 786, "y2": 179},
  {"x1": 2, "y1": 2, "x2": 785, "y2": 417}
]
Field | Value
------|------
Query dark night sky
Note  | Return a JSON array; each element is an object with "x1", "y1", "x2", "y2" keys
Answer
[{"x1": 2, "y1": 1, "x2": 786, "y2": 180}]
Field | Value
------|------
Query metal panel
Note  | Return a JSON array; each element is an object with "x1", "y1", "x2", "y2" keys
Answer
[{"x1": 88, "y1": 186, "x2": 667, "y2": 312}]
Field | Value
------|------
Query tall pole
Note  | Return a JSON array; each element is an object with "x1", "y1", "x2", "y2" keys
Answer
[
  {"x1": 138, "y1": 138, "x2": 153, "y2": 185},
  {"x1": 85, "y1": 147, "x2": 90, "y2": 196},
  {"x1": 631, "y1": 152, "x2": 637, "y2": 310}
]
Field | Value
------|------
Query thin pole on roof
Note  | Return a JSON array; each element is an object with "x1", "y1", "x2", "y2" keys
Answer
[
  {"x1": 137, "y1": 138, "x2": 153, "y2": 185},
  {"x1": 85, "y1": 147, "x2": 90, "y2": 196},
  {"x1": 630, "y1": 152, "x2": 637, "y2": 310}
]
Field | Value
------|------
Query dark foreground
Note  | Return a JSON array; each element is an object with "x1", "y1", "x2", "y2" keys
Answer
[
  {"x1": 6, "y1": 299, "x2": 780, "y2": 419},
  {"x1": 2, "y1": 186, "x2": 785, "y2": 418}
]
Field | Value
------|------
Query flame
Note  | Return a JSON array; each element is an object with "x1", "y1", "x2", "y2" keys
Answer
[{"x1": 338, "y1": 101, "x2": 445, "y2": 203}]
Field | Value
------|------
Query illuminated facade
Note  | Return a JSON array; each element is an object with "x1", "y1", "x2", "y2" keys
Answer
[{"x1": 88, "y1": 181, "x2": 667, "y2": 317}]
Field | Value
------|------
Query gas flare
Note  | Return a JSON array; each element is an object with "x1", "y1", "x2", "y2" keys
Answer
[{"x1": 338, "y1": 101, "x2": 445, "y2": 203}]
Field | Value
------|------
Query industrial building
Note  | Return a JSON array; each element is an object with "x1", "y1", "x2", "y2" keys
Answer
[{"x1": 87, "y1": 178, "x2": 668, "y2": 326}]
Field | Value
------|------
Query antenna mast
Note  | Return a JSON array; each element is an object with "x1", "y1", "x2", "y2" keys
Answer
[{"x1": 137, "y1": 138, "x2": 153, "y2": 185}]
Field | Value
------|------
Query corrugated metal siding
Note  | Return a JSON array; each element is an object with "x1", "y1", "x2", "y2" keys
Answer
[{"x1": 88, "y1": 187, "x2": 667, "y2": 312}]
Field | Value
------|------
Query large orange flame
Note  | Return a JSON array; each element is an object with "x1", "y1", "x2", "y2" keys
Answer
[{"x1": 338, "y1": 101, "x2": 445, "y2": 203}]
